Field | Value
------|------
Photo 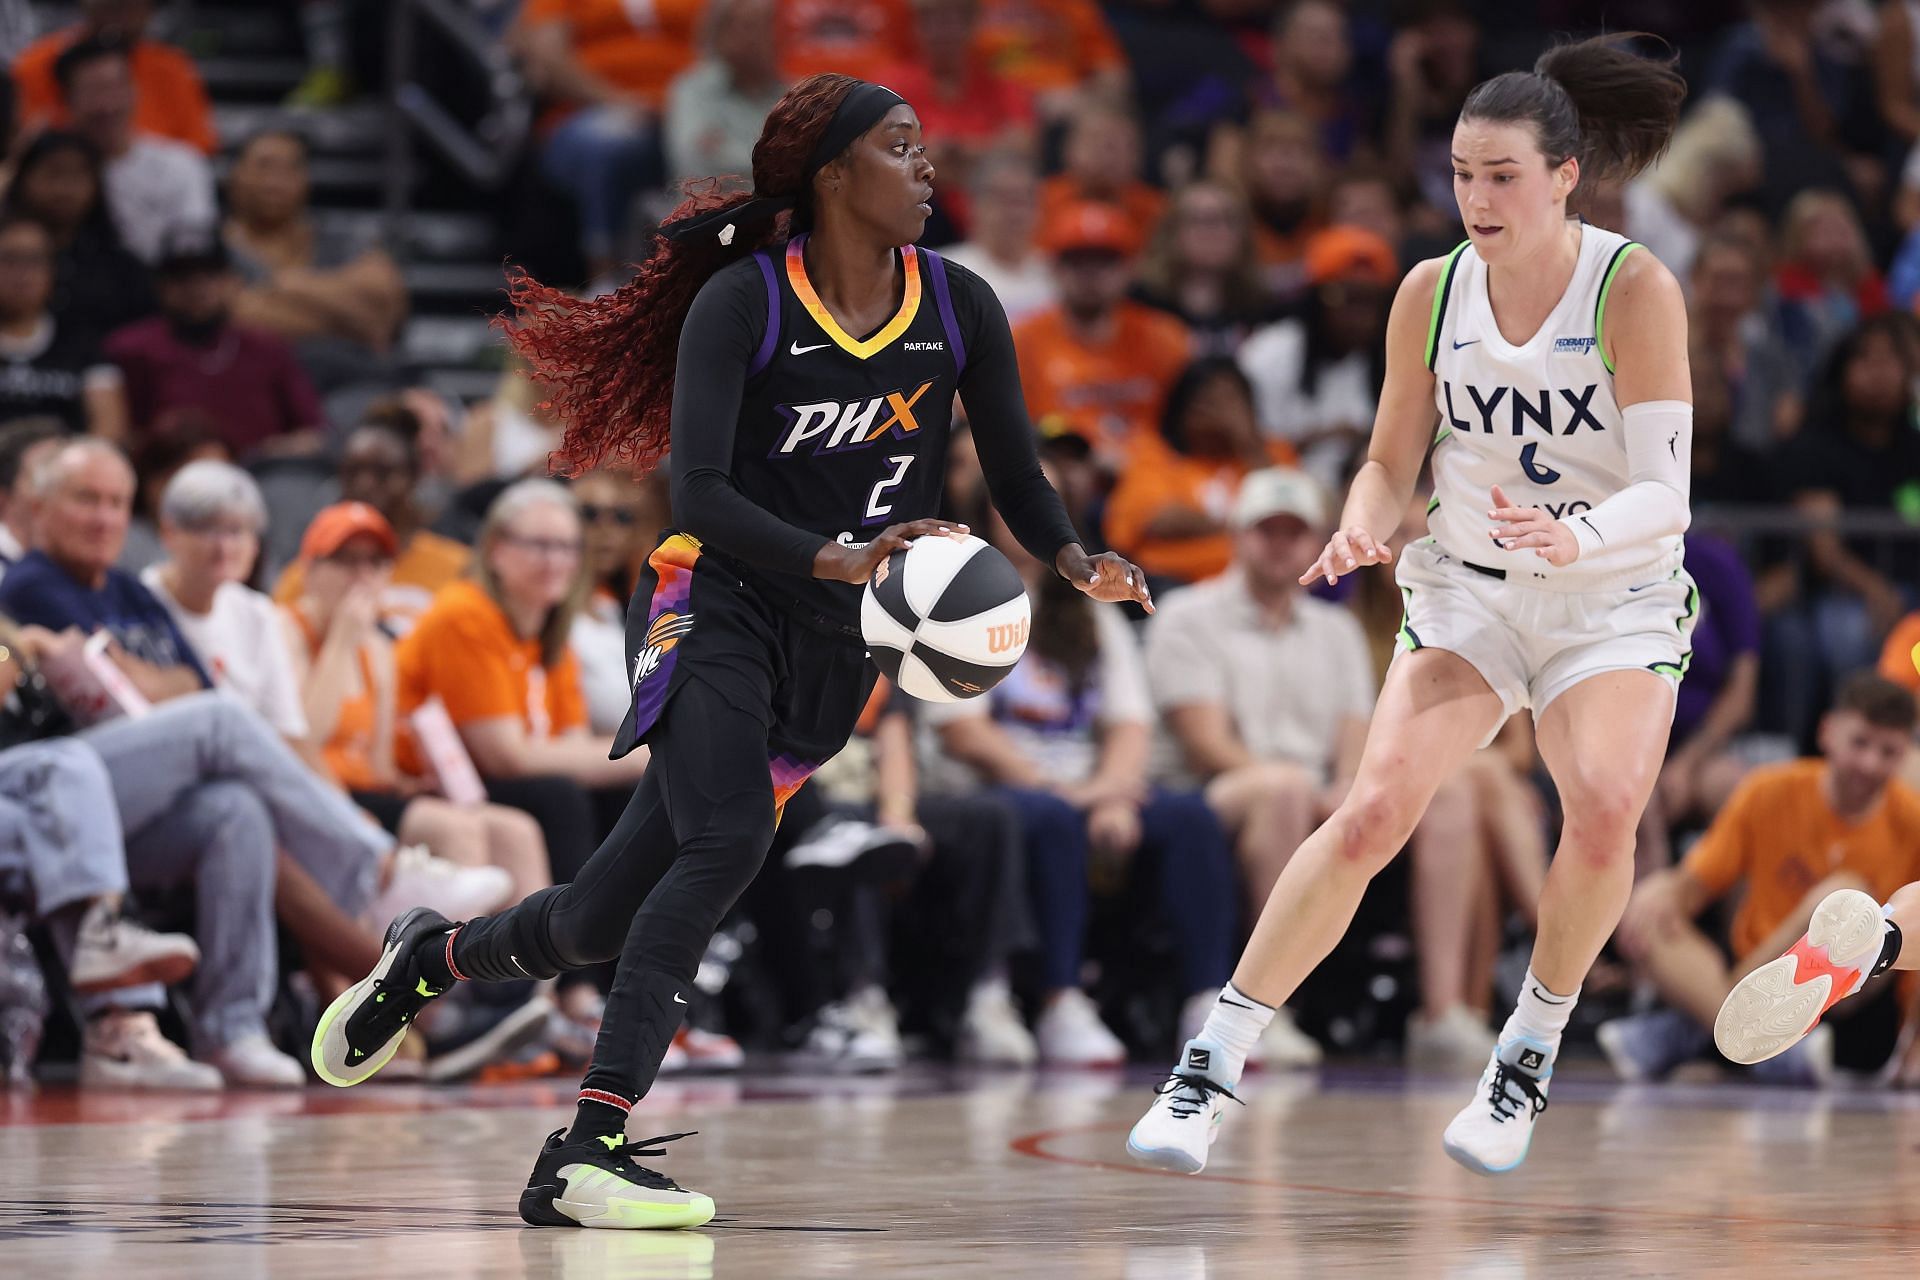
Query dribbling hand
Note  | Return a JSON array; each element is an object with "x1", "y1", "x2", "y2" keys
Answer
[
  {"x1": 815, "y1": 519, "x2": 970, "y2": 585},
  {"x1": 1487, "y1": 484, "x2": 1580, "y2": 566},
  {"x1": 1058, "y1": 546, "x2": 1154, "y2": 613},
  {"x1": 1299, "y1": 527, "x2": 1393, "y2": 586}
]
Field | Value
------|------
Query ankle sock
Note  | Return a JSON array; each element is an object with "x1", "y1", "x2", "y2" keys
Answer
[
  {"x1": 414, "y1": 927, "x2": 462, "y2": 990},
  {"x1": 1500, "y1": 968, "x2": 1579, "y2": 1054},
  {"x1": 1193, "y1": 982, "x2": 1275, "y2": 1082},
  {"x1": 567, "y1": 1088, "x2": 633, "y2": 1146}
]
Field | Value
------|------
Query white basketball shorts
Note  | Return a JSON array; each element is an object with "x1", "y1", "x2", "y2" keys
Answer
[{"x1": 1390, "y1": 536, "x2": 1698, "y2": 726}]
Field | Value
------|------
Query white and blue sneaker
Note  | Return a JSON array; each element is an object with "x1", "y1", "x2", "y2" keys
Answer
[
  {"x1": 1441, "y1": 1036, "x2": 1553, "y2": 1175},
  {"x1": 1126, "y1": 1039, "x2": 1243, "y2": 1174}
]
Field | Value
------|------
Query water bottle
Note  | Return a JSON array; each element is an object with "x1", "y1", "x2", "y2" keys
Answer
[{"x1": 0, "y1": 911, "x2": 48, "y2": 1087}]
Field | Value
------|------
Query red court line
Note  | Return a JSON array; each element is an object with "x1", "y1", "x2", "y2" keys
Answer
[{"x1": 1008, "y1": 1122, "x2": 1920, "y2": 1238}]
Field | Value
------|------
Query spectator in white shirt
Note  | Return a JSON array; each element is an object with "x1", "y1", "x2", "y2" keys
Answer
[
  {"x1": 940, "y1": 149, "x2": 1057, "y2": 326},
  {"x1": 55, "y1": 35, "x2": 216, "y2": 264},
  {"x1": 140, "y1": 459, "x2": 310, "y2": 745}
]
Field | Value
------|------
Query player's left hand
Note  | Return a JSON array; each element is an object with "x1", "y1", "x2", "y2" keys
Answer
[
  {"x1": 1487, "y1": 484, "x2": 1580, "y2": 566},
  {"x1": 1059, "y1": 546, "x2": 1154, "y2": 614}
]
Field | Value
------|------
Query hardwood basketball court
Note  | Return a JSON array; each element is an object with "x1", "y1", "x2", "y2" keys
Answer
[{"x1": 4, "y1": 1065, "x2": 1918, "y2": 1277}]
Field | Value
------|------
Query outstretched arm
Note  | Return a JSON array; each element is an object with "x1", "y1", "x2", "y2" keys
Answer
[
  {"x1": 1300, "y1": 255, "x2": 1447, "y2": 586},
  {"x1": 955, "y1": 268, "x2": 1152, "y2": 610}
]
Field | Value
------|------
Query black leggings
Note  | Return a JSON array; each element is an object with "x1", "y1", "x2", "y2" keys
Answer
[{"x1": 451, "y1": 674, "x2": 778, "y2": 1100}]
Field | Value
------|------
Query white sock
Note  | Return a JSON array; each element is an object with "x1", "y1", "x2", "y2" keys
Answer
[
  {"x1": 1193, "y1": 983, "x2": 1274, "y2": 1082},
  {"x1": 1500, "y1": 968, "x2": 1579, "y2": 1054}
]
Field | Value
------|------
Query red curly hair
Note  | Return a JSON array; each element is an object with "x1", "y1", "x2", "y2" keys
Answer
[{"x1": 502, "y1": 74, "x2": 864, "y2": 477}]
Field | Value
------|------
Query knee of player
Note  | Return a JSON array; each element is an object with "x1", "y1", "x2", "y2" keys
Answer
[
  {"x1": 1558, "y1": 779, "x2": 1650, "y2": 850},
  {"x1": 1328, "y1": 786, "x2": 1419, "y2": 871}
]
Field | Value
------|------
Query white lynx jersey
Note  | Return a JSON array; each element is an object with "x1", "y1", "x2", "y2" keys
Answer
[{"x1": 1424, "y1": 222, "x2": 1683, "y2": 587}]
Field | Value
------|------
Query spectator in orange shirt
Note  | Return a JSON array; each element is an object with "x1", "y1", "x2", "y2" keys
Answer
[
  {"x1": 1608, "y1": 674, "x2": 1920, "y2": 1085},
  {"x1": 282, "y1": 502, "x2": 555, "y2": 906},
  {"x1": 1237, "y1": 109, "x2": 1327, "y2": 304},
  {"x1": 1013, "y1": 201, "x2": 1191, "y2": 469},
  {"x1": 273, "y1": 421, "x2": 471, "y2": 636},
  {"x1": 876, "y1": 0, "x2": 1035, "y2": 235},
  {"x1": 396, "y1": 481, "x2": 647, "y2": 881},
  {"x1": 13, "y1": 0, "x2": 217, "y2": 154},
  {"x1": 1039, "y1": 102, "x2": 1165, "y2": 242},
  {"x1": 1104, "y1": 358, "x2": 1296, "y2": 587},
  {"x1": 779, "y1": 0, "x2": 917, "y2": 82},
  {"x1": 514, "y1": 0, "x2": 705, "y2": 276},
  {"x1": 972, "y1": 0, "x2": 1128, "y2": 120}
]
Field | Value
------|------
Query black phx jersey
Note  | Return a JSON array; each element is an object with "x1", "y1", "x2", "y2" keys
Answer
[{"x1": 716, "y1": 232, "x2": 967, "y2": 621}]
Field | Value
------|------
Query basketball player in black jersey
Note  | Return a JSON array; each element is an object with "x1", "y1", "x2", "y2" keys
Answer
[{"x1": 309, "y1": 76, "x2": 1151, "y2": 1228}]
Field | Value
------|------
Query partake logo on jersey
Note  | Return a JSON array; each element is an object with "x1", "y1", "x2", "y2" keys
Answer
[
  {"x1": 771, "y1": 379, "x2": 937, "y2": 457},
  {"x1": 632, "y1": 610, "x2": 695, "y2": 687},
  {"x1": 1552, "y1": 335, "x2": 1598, "y2": 355}
]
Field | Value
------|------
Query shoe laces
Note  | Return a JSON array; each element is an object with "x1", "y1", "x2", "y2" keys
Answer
[
  {"x1": 1153, "y1": 1072, "x2": 1243, "y2": 1121},
  {"x1": 1485, "y1": 1062, "x2": 1547, "y2": 1124},
  {"x1": 597, "y1": 1130, "x2": 699, "y2": 1191}
]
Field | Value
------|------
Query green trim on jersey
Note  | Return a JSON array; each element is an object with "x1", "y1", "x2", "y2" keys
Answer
[
  {"x1": 1424, "y1": 241, "x2": 1472, "y2": 371},
  {"x1": 1396, "y1": 585, "x2": 1423, "y2": 651},
  {"x1": 1594, "y1": 241, "x2": 1643, "y2": 375}
]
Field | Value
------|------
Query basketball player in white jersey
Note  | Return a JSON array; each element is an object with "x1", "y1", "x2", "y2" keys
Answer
[{"x1": 1129, "y1": 34, "x2": 1694, "y2": 1177}]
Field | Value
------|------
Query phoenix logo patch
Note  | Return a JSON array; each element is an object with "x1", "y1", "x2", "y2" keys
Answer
[{"x1": 632, "y1": 611, "x2": 695, "y2": 687}]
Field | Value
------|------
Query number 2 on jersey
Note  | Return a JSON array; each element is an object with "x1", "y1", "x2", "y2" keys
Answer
[{"x1": 866, "y1": 455, "x2": 915, "y2": 521}]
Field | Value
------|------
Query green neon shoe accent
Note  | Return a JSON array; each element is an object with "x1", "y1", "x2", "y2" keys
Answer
[
  {"x1": 598, "y1": 1134, "x2": 622, "y2": 1151},
  {"x1": 416, "y1": 977, "x2": 438, "y2": 998},
  {"x1": 375, "y1": 993, "x2": 385, "y2": 1003},
  {"x1": 1425, "y1": 241, "x2": 1472, "y2": 370},
  {"x1": 1594, "y1": 242, "x2": 1642, "y2": 374}
]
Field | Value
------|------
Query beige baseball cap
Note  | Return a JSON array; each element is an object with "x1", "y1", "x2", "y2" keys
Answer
[{"x1": 1231, "y1": 467, "x2": 1326, "y2": 530}]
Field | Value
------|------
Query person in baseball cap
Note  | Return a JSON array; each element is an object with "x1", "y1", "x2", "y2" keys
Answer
[
  {"x1": 1041, "y1": 199, "x2": 1143, "y2": 259},
  {"x1": 1230, "y1": 465, "x2": 1328, "y2": 532},
  {"x1": 1014, "y1": 200, "x2": 1191, "y2": 465},
  {"x1": 300, "y1": 501, "x2": 399, "y2": 563}
]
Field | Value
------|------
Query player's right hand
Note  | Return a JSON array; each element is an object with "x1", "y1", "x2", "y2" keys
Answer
[
  {"x1": 815, "y1": 519, "x2": 970, "y2": 584},
  {"x1": 1299, "y1": 526, "x2": 1393, "y2": 586}
]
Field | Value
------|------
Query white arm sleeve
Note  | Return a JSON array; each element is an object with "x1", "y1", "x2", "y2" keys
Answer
[{"x1": 1565, "y1": 399, "x2": 1692, "y2": 559}]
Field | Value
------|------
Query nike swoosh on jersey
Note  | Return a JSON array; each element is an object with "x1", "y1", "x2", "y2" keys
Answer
[
  {"x1": 789, "y1": 340, "x2": 830, "y2": 355},
  {"x1": 1452, "y1": 338, "x2": 1480, "y2": 349},
  {"x1": 673, "y1": 992, "x2": 689, "y2": 1005}
]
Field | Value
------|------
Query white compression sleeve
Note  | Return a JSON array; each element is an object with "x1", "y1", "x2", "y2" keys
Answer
[{"x1": 1565, "y1": 399, "x2": 1692, "y2": 559}]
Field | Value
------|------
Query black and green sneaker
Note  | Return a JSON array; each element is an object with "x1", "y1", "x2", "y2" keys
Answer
[
  {"x1": 310, "y1": 907, "x2": 455, "y2": 1086},
  {"x1": 519, "y1": 1129, "x2": 716, "y2": 1229}
]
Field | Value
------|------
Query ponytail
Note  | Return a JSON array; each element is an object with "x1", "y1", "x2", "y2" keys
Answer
[
  {"x1": 501, "y1": 74, "x2": 866, "y2": 477},
  {"x1": 1461, "y1": 33, "x2": 1686, "y2": 186}
]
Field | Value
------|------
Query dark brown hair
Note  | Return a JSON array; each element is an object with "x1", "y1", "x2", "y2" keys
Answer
[
  {"x1": 1833, "y1": 672, "x2": 1918, "y2": 733},
  {"x1": 1460, "y1": 33, "x2": 1685, "y2": 185}
]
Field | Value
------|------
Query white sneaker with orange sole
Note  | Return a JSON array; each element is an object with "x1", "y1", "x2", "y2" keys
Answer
[{"x1": 1716, "y1": 888, "x2": 1888, "y2": 1065}]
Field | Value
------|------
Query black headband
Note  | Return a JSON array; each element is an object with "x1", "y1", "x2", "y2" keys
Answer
[{"x1": 662, "y1": 81, "x2": 909, "y2": 245}]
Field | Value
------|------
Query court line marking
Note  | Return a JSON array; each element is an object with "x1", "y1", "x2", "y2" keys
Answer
[{"x1": 1008, "y1": 1123, "x2": 1920, "y2": 1238}]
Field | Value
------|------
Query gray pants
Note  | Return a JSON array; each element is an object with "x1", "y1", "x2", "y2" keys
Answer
[
  {"x1": 77, "y1": 693, "x2": 393, "y2": 1051},
  {"x1": 0, "y1": 735, "x2": 276, "y2": 1052}
]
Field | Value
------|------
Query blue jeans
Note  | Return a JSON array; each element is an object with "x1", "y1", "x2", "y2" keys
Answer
[
  {"x1": 540, "y1": 105, "x2": 664, "y2": 261},
  {"x1": 993, "y1": 785, "x2": 1237, "y2": 996}
]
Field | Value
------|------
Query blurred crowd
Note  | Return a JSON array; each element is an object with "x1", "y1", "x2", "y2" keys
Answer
[{"x1": 0, "y1": 0, "x2": 1919, "y2": 1093}]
